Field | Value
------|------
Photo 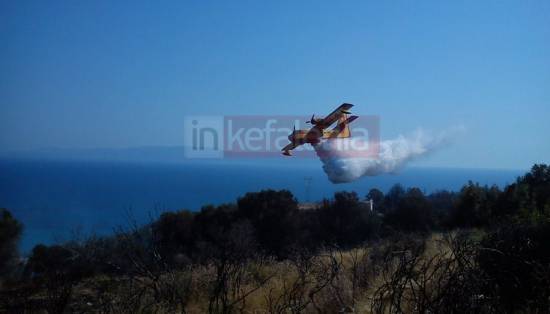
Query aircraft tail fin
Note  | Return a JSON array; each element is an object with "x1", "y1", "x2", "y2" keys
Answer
[{"x1": 323, "y1": 115, "x2": 358, "y2": 138}]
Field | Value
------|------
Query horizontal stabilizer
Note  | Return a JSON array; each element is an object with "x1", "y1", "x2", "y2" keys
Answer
[
  {"x1": 335, "y1": 115, "x2": 358, "y2": 128},
  {"x1": 322, "y1": 115, "x2": 359, "y2": 138}
]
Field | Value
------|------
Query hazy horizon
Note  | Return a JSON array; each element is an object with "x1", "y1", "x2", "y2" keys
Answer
[{"x1": 0, "y1": 144, "x2": 531, "y2": 172}]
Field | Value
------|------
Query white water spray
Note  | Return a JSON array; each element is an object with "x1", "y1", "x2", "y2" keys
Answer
[{"x1": 314, "y1": 128, "x2": 462, "y2": 183}]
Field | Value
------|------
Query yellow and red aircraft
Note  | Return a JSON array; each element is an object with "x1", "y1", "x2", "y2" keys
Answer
[{"x1": 282, "y1": 103, "x2": 358, "y2": 156}]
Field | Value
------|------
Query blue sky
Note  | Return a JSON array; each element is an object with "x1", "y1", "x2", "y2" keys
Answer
[{"x1": 1, "y1": 0, "x2": 549, "y2": 169}]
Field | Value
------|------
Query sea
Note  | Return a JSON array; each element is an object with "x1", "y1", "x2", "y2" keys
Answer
[{"x1": 0, "y1": 158, "x2": 525, "y2": 253}]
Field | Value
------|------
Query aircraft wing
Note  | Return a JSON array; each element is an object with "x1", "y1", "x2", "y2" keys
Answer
[
  {"x1": 321, "y1": 103, "x2": 354, "y2": 127},
  {"x1": 281, "y1": 142, "x2": 301, "y2": 156}
]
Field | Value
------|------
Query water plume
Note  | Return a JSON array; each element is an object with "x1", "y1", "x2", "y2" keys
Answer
[{"x1": 314, "y1": 128, "x2": 462, "y2": 183}]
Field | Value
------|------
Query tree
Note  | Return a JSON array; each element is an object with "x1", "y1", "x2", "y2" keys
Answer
[
  {"x1": 522, "y1": 164, "x2": 550, "y2": 213},
  {"x1": 366, "y1": 188, "x2": 385, "y2": 213},
  {"x1": 385, "y1": 188, "x2": 433, "y2": 232},
  {"x1": 0, "y1": 208, "x2": 23, "y2": 279},
  {"x1": 428, "y1": 190, "x2": 456, "y2": 228},
  {"x1": 384, "y1": 184, "x2": 406, "y2": 212},
  {"x1": 236, "y1": 190, "x2": 299, "y2": 257},
  {"x1": 153, "y1": 209, "x2": 195, "y2": 264},
  {"x1": 319, "y1": 191, "x2": 380, "y2": 246},
  {"x1": 495, "y1": 164, "x2": 550, "y2": 219},
  {"x1": 450, "y1": 182, "x2": 499, "y2": 227}
]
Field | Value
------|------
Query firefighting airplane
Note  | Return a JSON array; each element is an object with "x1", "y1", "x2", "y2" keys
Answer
[{"x1": 282, "y1": 103, "x2": 358, "y2": 156}]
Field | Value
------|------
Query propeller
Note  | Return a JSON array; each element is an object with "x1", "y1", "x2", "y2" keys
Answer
[{"x1": 306, "y1": 114, "x2": 315, "y2": 124}]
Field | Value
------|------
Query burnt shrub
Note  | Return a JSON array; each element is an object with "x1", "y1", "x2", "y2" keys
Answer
[
  {"x1": 478, "y1": 219, "x2": 550, "y2": 313},
  {"x1": 25, "y1": 244, "x2": 93, "y2": 313}
]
